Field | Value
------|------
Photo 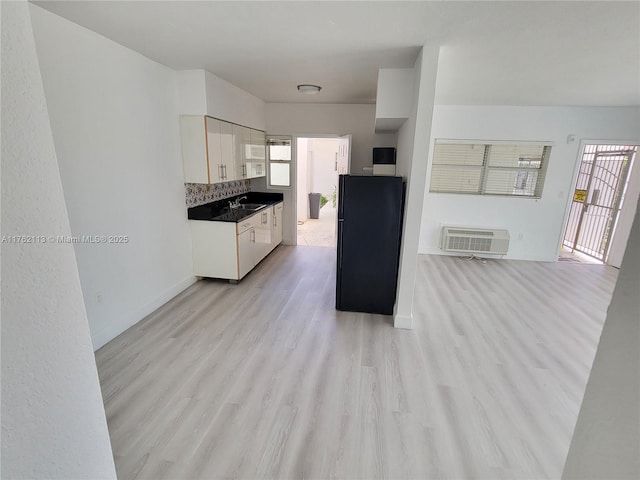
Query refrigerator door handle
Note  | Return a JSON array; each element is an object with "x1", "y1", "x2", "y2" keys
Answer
[
  {"x1": 336, "y1": 219, "x2": 344, "y2": 310},
  {"x1": 337, "y1": 220, "x2": 344, "y2": 270},
  {"x1": 338, "y1": 175, "x2": 345, "y2": 219}
]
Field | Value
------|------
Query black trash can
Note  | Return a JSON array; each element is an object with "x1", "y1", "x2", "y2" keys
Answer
[{"x1": 309, "y1": 193, "x2": 321, "y2": 219}]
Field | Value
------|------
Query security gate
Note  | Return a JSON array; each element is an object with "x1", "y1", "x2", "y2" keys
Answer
[{"x1": 563, "y1": 144, "x2": 636, "y2": 262}]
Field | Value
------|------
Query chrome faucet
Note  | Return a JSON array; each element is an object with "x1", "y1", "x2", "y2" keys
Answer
[{"x1": 229, "y1": 196, "x2": 248, "y2": 209}]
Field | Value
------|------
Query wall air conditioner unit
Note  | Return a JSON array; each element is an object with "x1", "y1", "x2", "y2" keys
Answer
[{"x1": 441, "y1": 226, "x2": 510, "y2": 255}]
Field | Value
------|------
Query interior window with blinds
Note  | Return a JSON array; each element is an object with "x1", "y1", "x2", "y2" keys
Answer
[
  {"x1": 430, "y1": 141, "x2": 551, "y2": 198},
  {"x1": 267, "y1": 136, "x2": 292, "y2": 188}
]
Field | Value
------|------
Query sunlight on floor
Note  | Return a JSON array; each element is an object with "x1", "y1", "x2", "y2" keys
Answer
[
  {"x1": 559, "y1": 246, "x2": 603, "y2": 265},
  {"x1": 297, "y1": 205, "x2": 336, "y2": 248}
]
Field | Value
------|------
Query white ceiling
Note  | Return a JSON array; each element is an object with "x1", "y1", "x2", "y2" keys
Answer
[{"x1": 33, "y1": 1, "x2": 640, "y2": 106}]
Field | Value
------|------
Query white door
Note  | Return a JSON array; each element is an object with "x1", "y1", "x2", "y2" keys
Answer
[
  {"x1": 254, "y1": 209, "x2": 272, "y2": 263},
  {"x1": 233, "y1": 124, "x2": 248, "y2": 180},
  {"x1": 237, "y1": 228, "x2": 254, "y2": 279},
  {"x1": 337, "y1": 134, "x2": 351, "y2": 174}
]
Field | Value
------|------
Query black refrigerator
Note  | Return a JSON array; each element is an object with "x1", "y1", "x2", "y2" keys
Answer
[{"x1": 336, "y1": 175, "x2": 405, "y2": 315}]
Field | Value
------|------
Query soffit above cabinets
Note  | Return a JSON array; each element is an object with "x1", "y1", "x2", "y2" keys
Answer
[{"x1": 375, "y1": 68, "x2": 415, "y2": 133}]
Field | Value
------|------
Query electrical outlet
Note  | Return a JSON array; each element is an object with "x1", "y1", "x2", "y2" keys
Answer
[
  {"x1": 517, "y1": 233, "x2": 524, "y2": 240},
  {"x1": 96, "y1": 292, "x2": 103, "y2": 304}
]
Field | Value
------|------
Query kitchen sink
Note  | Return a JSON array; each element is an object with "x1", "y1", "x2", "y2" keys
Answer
[{"x1": 237, "y1": 203, "x2": 267, "y2": 211}]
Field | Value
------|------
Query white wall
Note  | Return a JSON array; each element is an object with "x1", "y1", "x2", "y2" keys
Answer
[
  {"x1": 296, "y1": 138, "x2": 310, "y2": 223},
  {"x1": 309, "y1": 138, "x2": 340, "y2": 197},
  {"x1": 175, "y1": 70, "x2": 208, "y2": 115},
  {"x1": 266, "y1": 103, "x2": 396, "y2": 175},
  {"x1": 393, "y1": 47, "x2": 440, "y2": 329},
  {"x1": 30, "y1": 5, "x2": 195, "y2": 349},
  {"x1": 394, "y1": 67, "x2": 417, "y2": 181},
  {"x1": 204, "y1": 71, "x2": 266, "y2": 130},
  {"x1": 1, "y1": 2, "x2": 116, "y2": 478},
  {"x1": 264, "y1": 103, "x2": 396, "y2": 244},
  {"x1": 375, "y1": 68, "x2": 415, "y2": 132},
  {"x1": 607, "y1": 146, "x2": 639, "y2": 267},
  {"x1": 175, "y1": 70, "x2": 265, "y2": 130},
  {"x1": 562, "y1": 197, "x2": 640, "y2": 479},
  {"x1": 419, "y1": 106, "x2": 640, "y2": 261}
]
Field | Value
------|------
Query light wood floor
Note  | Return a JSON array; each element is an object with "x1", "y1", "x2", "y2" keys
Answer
[{"x1": 96, "y1": 246, "x2": 618, "y2": 480}]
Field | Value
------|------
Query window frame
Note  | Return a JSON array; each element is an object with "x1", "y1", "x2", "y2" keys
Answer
[
  {"x1": 429, "y1": 140, "x2": 552, "y2": 198},
  {"x1": 266, "y1": 135, "x2": 293, "y2": 190}
]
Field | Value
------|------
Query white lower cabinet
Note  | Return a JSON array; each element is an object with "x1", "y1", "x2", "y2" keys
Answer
[
  {"x1": 190, "y1": 220, "x2": 237, "y2": 279},
  {"x1": 190, "y1": 201, "x2": 283, "y2": 281}
]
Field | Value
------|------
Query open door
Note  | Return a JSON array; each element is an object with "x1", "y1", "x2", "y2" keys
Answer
[
  {"x1": 563, "y1": 144, "x2": 637, "y2": 264},
  {"x1": 337, "y1": 134, "x2": 351, "y2": 174},
  {"x1": 296, "y1": 135, "x2": 351, "y2": 248}
]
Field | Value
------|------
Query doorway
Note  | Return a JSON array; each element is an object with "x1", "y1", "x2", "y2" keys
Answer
[
  {"x1": 296, "y1": 136, "x2": 350, "y2": 247},
  {"x1": 563, "y1": 144, "x2": 637, "y2": 264}
]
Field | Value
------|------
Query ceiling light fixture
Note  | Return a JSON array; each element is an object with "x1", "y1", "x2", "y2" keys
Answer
[{"x1": 297, "y1": 84, "x2": 321, "y2": 94}]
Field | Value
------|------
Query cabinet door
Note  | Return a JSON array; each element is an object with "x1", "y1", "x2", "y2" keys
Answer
[
  {"x1": 206, "y1": 117, "x2": 224, "y2": 183},
  {"x1": 180, "y1": 116, "x2": 209, "y2": 183},
  {"x1": 253, "y1": 208, "x2": 272, "y2": 263},
  {"x1": 240, "y1": 126, "x2": 252, "y2": 179},
  {"x1": 190, "y1": 220, "x2": 238, "y2": 279},
  {"x1": 272, "y1": 203, "x2": 283, "y2": 247},
  {"x1": 250, "y1": 129, "x2": 266, "y2": 178},
  {"x1": 233, "y1": 124, "x2": 247, "y2": 180},
  {"x1": 237, "y1": 228, "x2": 254, "y2": 279},
  {"x1": 219, "y1": 121, "x2": 236, "y2": 182}
]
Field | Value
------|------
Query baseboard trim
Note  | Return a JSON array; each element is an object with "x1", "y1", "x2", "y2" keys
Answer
[
  {"x1": 417, "y1": 249, "x2": 555, "y2": 262},
  {"x1": 394, "y1": 313, "x2": 413, "y2": 329},
  {"x1": 92, "y1": 275, "x2": 197, "y2": 350}
]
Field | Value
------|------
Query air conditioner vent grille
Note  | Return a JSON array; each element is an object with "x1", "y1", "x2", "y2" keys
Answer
[
  {"x1": 441, "y1": 226, "x2": 510, "y2": 255},
  {"x1": 448, "y1": 229, "x2": 494, "y2": 236},
  {"x1": 446, "y1": 236, "x2": 492, "y2": 252}
]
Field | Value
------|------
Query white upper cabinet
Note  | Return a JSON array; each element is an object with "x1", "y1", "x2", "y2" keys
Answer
[
  {"x1": 374, "y1": 68, "x2": 415, "y2": 133},
  {"x1": 207, "y1": 117, "x2": 236, "y2": 182},
  {"x1": 206, "y1": 117, "x2": 224, "y2": 183},
  {"x1": 181, "y1": 115, "x2": 265, "y2": 184},
  {"x1": 219, "y1": 120, "x2": 236, "y2": 181},
  {"x1": 180, "y1": 116, "x2": 209, "y2": 183},
  {"x1": 250, "y1": 129, "x2": 266, "y2": 178},
  {"x1": 235, "y1": 125, "x2": 252, "y2": 180}
]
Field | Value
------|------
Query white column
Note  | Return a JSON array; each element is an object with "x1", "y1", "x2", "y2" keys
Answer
[
  {"x1": 1, "y1": 2, "x2": 116, "y2": 478},
  {"x1": 562, "y1": 196, "x2": 640, "y2": 479},
  {"x1": 393, "y1": 46, "x2": 440, "y2": 329}
]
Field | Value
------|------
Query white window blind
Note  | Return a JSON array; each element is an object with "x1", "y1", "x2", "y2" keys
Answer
[{"x1": 430, "y1": 140, "x2": 551, "y2": 198}]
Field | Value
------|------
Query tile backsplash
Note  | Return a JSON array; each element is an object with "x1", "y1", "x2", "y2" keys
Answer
[{"x1": 185, "y1": 180, "x2": 251, "y2": 208}]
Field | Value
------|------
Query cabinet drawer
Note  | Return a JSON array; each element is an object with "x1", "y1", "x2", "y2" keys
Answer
[{"x1": 237, "y1": 219, "x2": 253, "y2": 234}]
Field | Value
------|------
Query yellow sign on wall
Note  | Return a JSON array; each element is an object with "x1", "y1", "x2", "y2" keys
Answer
[{"x1": 573, "y1": 189, "x2": 587, "y2": 202}]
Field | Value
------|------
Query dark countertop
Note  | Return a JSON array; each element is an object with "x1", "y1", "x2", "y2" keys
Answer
[{"x1": 187, "y1": 191, "x2": 284, "y2": 223}]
